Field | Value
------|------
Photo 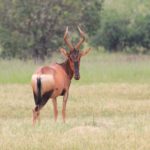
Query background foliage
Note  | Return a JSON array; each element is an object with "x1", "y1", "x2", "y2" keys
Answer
[
  {"x1": 0, "y1": 0, "x2": 150, "y2": 60},
  {"x1": 0, "y1": 0, "x2": 103, "y2": 61},
  {"x1": 92, "y1": 0, "x2": 150, "y2": 53}
]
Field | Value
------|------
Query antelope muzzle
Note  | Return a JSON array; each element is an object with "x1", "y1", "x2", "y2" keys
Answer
[{"x1": 74, "y1": 61, "x2": 80, "y2": 80}]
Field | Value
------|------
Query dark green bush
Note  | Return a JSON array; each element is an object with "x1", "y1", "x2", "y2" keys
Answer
[
  {"x1": 0, "y1": 0, "x2": 103, "y2": 60},
  {"x1": 92, "y1": 10, "x2": 150, "y2": 54},
  {"x1": 127, "y1": 15, "x2": 150, "y2": 53},
  {"x1": 92, "y1": 12, "x2": 129, "y2": 52}
]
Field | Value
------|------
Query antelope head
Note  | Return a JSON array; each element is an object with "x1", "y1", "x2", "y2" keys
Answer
[{"x1": 60, "y1": 26, "x2": 91, "y2": 80}]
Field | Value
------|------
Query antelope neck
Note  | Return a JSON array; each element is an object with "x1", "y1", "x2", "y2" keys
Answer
[{"x1": 60, "y1": 59, "x2": 74, "y2": 80}]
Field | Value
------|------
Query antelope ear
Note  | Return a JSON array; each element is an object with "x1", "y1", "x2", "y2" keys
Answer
[
  {"x1": 60, "y1": 48, "x2": 69, "y2": 58},
  {"x1": 80, "y1": 48, "x2": 92, "y2": 57}
]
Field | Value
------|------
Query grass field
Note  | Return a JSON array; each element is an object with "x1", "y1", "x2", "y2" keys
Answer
[
  {"x1": 0, "y1": 53, "x2": 150, "y2": 150},
  {"x1": 1, "y1": 52, "x2": 150, "y2": 84}
]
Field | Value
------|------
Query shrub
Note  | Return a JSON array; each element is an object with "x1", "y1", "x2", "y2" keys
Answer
[
  {"x1": 92, "y1": 12, "x2": 129, "y2": 52},
  {"x1": 127, "y1": 14, "x2": 150, "y2": 53},
  {"x1": 92, "y1": 11, "x2": 150, "y2": 54}
]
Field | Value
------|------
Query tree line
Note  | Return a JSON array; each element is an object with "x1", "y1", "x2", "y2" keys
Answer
[
  {"x1": 0, "y1": 0, "x2": 103, "y2": 61},
  {"x1": 0, "y1": 0, "x2": 150, "y2": 61},
  {"x1": 92, "y1": 8, "x2": 150, "y2": 54}
]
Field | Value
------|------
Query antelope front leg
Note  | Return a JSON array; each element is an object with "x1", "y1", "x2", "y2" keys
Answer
[
  {"x1": 52, "y1": 98, "x2": 58, "y2": 122},
  {"x1": 62, "y1": 92, "x2": 68, "y2": 123}
]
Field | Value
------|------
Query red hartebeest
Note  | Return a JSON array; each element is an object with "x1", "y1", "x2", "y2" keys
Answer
[{"x1": 31, "y1": 26, "x2": 91, "y2": 125}]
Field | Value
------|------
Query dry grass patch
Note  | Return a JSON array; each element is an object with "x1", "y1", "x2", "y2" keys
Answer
[{"x1": 0, "y1": 83, "x2": 150, "y2": 150}]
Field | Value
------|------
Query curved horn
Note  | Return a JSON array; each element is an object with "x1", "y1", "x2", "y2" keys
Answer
[
  {"x1": 64, "y1": 26, "x2": 74, "y2": 51},
  {"x1": 75, "y1": 26, "x2": 85, "y2": 50}
]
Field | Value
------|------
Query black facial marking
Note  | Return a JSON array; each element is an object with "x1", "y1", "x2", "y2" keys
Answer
[
  {"x1": 74, "y1": 61, "x2": 79, "y2": 74},
  {"x1": 68, "y1": 49, "x2": 80, "y2": 80}
]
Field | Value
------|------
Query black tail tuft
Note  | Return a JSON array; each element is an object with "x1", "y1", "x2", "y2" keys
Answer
[{"x1": 37, "y1": 77, "x2": 42, "y2": 106}]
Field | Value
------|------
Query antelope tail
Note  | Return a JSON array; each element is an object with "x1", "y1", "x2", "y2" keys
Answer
[{"x1": 36, "y1": 77, "x2": 42, "y2": 109}]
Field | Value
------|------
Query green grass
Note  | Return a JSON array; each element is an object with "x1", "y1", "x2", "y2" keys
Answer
[
  {"x1": 0, "y1": 59, "x2": 36, "y2": 84},
  {"x1": 79, "y1": 53, "x2": 150, "y2": 84},
  {"x1": 1, "y1": 52, "x2": 150, "y2": 84}
]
